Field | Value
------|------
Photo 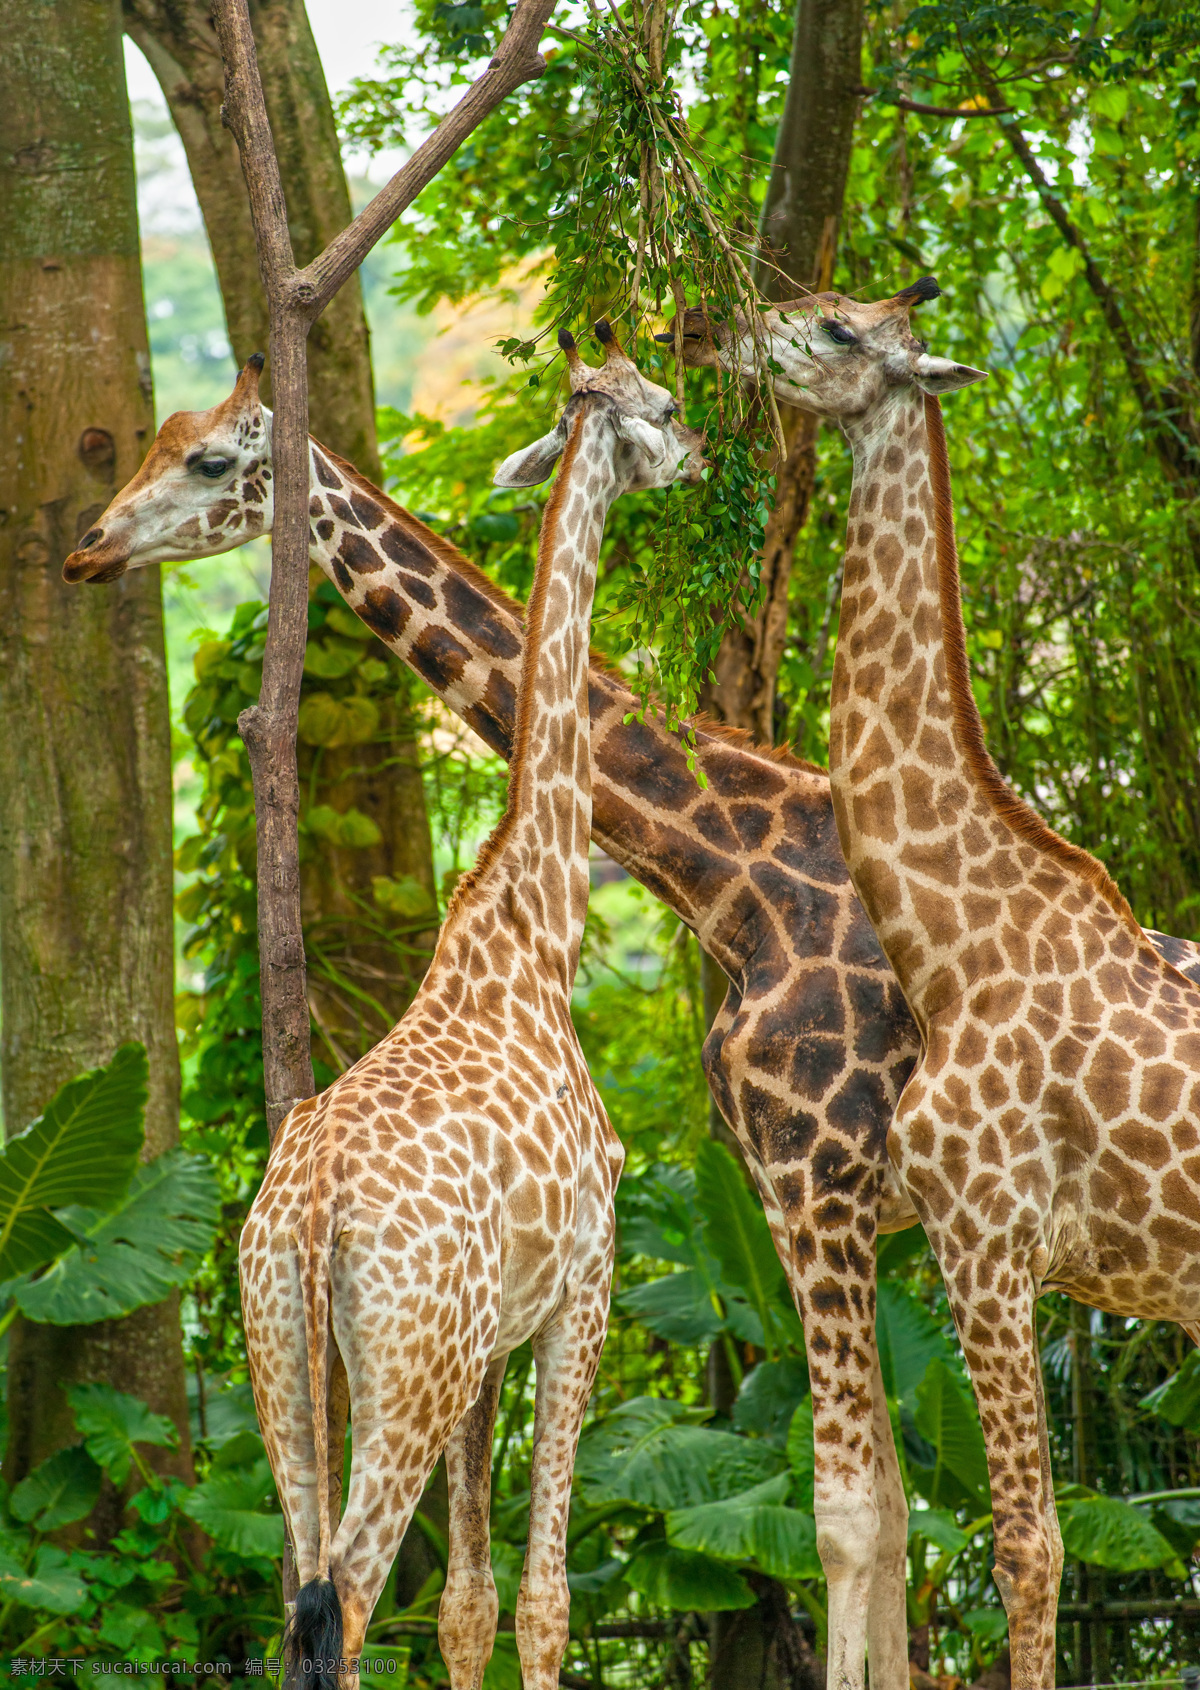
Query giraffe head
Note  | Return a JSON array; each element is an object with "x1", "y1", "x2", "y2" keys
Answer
[
  {"x1": 62, "y1": 356, "x2": 272, "y2": 583},
  {"x1": 493, "y1": 322, "x2": 708, "y2": 490},
  {"x1": 659, "y1": 277, "x2": 986, "y2": 425}
]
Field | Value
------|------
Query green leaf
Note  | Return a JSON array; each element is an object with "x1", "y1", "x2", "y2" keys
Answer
[
  {"x1": 67, "y1": 1383, "x2": 178, "y2": 1485},
  {"x1": 623, "y1": 1539, "x2": 755, "y2": 1611},
  {"x1": 913, "y1": 1358, "x2": 990, "y2": 1511},
  {"x1": 619, "y1": 1269, "x2": 724, "y2": 1346},
  {"x1": 1141, "y1": 1349, "x2": 1200, "y2": 1431},
  {"x1": 0, "y1": 1044, "x2": 146, "y2": 1280},
  {"x1": 693, "y1": 1140, "x2": 793, "y2": 1355},
  {"x1": 876, "y1": 1281, "x2": 953, "y2": 1407},
  {"x1": 0, "y1": 1545, "x2": 88, "y2": 1615},
  {"x1": 733, "y1": 1357, "x2": 808, "y2": 1445},
  {"x1": 962, "y1": 1609, "x2": 1008, "y2": 1644},
  {"x1": 786, "y1": 1397, "x2": 814, "y2": 1513},
  {"x1": 667, "y1": 1472, "x2": 821, "y2": 1579},
  {"x1": 306, "y1": 804, "x2": 384, "y2": 849},
  {"x1": 372, "y1": 874, "x2": 436, "y2": 919},
  {"x1": 298, "y1": 694, "x2": 380, "y2": 748},
  {"x1": 1057, "y1": 1486, "x2": 1183, "y2": 1574},
  {"x1": 325, "y1": 604, "x2": 377, "y2": 642},
  {"x1": 10, "y1": 1446, "x2": 101, "y2": 1530},
  {"x1": 97, "y1": 1601, "x2": 165, "y2": 1657},
  {"x1": 14, "y1": 1150, "x2": 219, "y2": 1325},
  {"x1": 304, "y1": 639, "x2": 364, "y2": 679},
  {"x1": 907, "y1": 1508, "x2": 969, "y2": 1555},
  {"x1": 181, "y1": 1458, "x2": 283, "y2": 1559},
  {"x1": 575, "y1": 1397, "x2": 783, "y2": 1511}
]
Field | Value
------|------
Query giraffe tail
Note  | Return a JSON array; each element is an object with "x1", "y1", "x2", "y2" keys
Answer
[{"x1": 286, "y1": 1192, "x2": 343, "y2": 1690}]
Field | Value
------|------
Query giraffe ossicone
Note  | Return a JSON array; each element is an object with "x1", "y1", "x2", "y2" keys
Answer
[
  {"x1": 671, "y1": 277, "x2": 1200, "y2": 1689},
  {"x1": 65, "y1": 321, "x2": 1200, "y2": 1690}
]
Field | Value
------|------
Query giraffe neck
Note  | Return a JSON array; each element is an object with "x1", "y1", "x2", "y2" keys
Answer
[
  {"x1": 298, "y1": 430, "x2": 842, "y2": 989},
  {"x1": 829, "y1": 390, "x2": 1137, "y2": 1026}
]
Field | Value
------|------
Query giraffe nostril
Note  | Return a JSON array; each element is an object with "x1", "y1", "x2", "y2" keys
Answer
[{"x1": 76, "y1": 527, "x2": 103, "y2": 551}]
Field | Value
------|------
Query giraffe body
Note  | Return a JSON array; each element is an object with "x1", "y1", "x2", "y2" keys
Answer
[
  {"x1": 236, "y1": 342, "x2": 705, "y2": 1687},
  {"x1": 676, "y1": 280, "x2": 1200, "y2": 1687},
  {"x1": 65, "y1": 358, "x2": 1200, "y2": 1690}
]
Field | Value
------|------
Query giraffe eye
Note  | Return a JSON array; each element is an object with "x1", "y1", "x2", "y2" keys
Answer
[
  {"x1": 199, "y1": 457, "x2": 231, "y2": 479},
  {"x1": 821, "y1": 320, "x2": 857, "y2": 346}
]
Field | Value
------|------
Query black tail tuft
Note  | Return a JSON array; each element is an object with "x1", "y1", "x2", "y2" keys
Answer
[{"x1": 285, "y1": 1576, "x2": 344, "y2": 1690}]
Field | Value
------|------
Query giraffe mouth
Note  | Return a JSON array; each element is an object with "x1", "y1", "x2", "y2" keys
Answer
[{"x1": 62, "y1": 531, "x2": 132, "y2": 584}]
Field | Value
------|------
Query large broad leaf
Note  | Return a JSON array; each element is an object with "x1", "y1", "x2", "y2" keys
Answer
[
  {"x1": 0, "y1": 1545, "x2": 88, "y2": 1615},
  {"x1": 1057, "y1": 1486, "x2": 1184, "y2": 1575},
  {"x1": 9, "y1": 1446, "x2": 101, "y2": 1530},
  {"x1": 67, "y1": 1382, "x2": 177, "y2": 1485},
  {"x1": 667, "y1": 1472, "x2": 821, "y2": 1579},
  {"x1": 734, "y1": 1358, "x2": 809, "y2": 1445},
  {"x1": 1140, "y1": 1349, "x2": 1200, "y2": 1432},
  {"x1": 618, "y1": 1165, "x2": 705, "y2": 1268},
  {"x1": 623, "y1": 1539, "x2": 755, "y2": 1611},
  {"x1": 181, "y1": 1458, "x2": 283, "y2": 1559},
  {"x1": 876, "y1": 1281, "x2": 954, "y2": 1408},
  {"x1": 619, "y1": 1270, "x2": 725, "y2": 1347},
  {"x1": 907, "y1": 1508, "x2": 969, "y2": 1555},
  {"x1": 913, "y1": 1358, "x2": 990, "y2": 1512},
  {"x1": 575, "y1": 1397, "x2": 784, "y2": 1511},
  {"x1": 786, "y1": 1397, "x2": 815, "y2": 1513},
  {"x1": 0, "y1": 1044, "x2": 146, "y2": 1280},
  {"x1": 14, "y1": 1150, "x2": 219, "y2": 1325},
  {"x1": 694, "y1": 1141, "x2": 795, "y2": 1353}
]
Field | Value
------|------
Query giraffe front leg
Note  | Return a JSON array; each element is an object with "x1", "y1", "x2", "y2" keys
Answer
[
  {"x1": 438, "y1": 1356, "x2": 508, "y2": 1690},
  {"x1": 945, "y1": 1273, "x2": 1059, "y2": 1690},
  {"x1": 515, "y1": 1274, "x2": 611, "y2": 1690}
]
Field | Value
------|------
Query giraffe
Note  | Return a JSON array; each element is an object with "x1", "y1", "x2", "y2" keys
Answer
[
  {"x1": 669, "y1": 276, "x2": 1200, "y2": 1686},
  {"x1": 232, "y1": 329, "x2": 705, "y2": 1689},
  {"x1": 63, "y1": 351, "x2": 1200, "y2": 1690}
]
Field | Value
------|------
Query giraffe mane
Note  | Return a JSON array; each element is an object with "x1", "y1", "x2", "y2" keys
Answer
[
  {"x1": 924, "y1": 394, "x2": 1145, "y2": 941},
  {"x1": 686, "y1": 712, "x2": 829, "y2": 778},
  {"x1": 438, "y1": 408, "x2": 590, "y2": 921}
]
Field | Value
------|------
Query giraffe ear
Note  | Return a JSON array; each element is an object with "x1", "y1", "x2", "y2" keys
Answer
[
  {"x1": 493, "y1": 420, "x2": 569, "y2": 487},
  {"x1": 614, "y1": 413, "x2": 667, "y2": 465},
  {"x1": 913, "y1": 354, "x2": 987, "y2": 395}
]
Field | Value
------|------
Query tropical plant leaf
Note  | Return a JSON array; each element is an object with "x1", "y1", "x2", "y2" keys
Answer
[
  {"x1": 876, "y1": 1281, "x2": 954, "y2": 1407},
  {"x1": 786, "y1": 1396, "x2": 814, "y2": 1513},
  {"x1": 913, "y1": 1358, "x2": 990, "y2": 1511},
  {"x1": 1140, "y1": 1349, "x2": 1200, "y2": 1432},
  {"x1": 734, "y1": 1357, "x2": 809, "y2": 1445},
  {"x1": 619, "y1": 1270, "x2": 724, "y2": 1346},
  {"x1": 181, "y1": 1458, "x2": 283, "y2": 1559},
  {"x1": 694, "y1": 1140, "x2": 794, "y2": 1353},
  {"x1": 1057, "y1": 1485, "x2": 1184, "y2": 1575},
  {"x1": 907, "y1": 1508, "x2": 969, "y2": 1555},
  {"x1": 666, "y1": 1471, "x2": 821, "y2": 1579},
  {"x1": 67, "y1": 1382, "x2": 178, "y2": 1485},
  {"x1": 618, "y1": 1164, "x2": 705, "y2": 1268},
  {"x1": 623, "y1": 1539, "x2": 755, "y2": 1611},
  {"x1": 14, "y1": 1150, "x2": 220, "y2": 1325},
  {"x1": 0, "y1": 1545, "x2": 88, "y2": 1615},
  {"x1": 0, "y1": 1044, "x2": 146, "y2": 1280},
  {"x1": 9, "y1": 1446, "x2": 101, "y2": 1531},
  {"x1": 575, "y1": 1397, "x2": 783, "y2": 1511}
]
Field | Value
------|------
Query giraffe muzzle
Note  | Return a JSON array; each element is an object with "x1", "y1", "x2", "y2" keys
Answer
[{"x1": 62, "y1": 528, "x2": 132, "y2": 584}]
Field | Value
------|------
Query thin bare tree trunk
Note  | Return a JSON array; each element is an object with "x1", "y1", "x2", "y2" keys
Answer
[
  {"x1": 0, "y1": 0, "x2": 194, "y2": 1533},
  {"x1": 700, "y1": 0, "x2": 864, "y2": 744}
]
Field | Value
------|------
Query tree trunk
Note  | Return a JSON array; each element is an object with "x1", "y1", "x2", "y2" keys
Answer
[
  {"x1": 122, "y1": 0, "x2": 381, "y2": 480},
  {"x1": 126, "y1": 0, "x2": 442, "y2": 1044},
  {"x1": 700, "y1": 0, "x2": 864, "y2": 743},
  {"x1": 0, "y1": 0, "x2": 194, "y2": 1530}
]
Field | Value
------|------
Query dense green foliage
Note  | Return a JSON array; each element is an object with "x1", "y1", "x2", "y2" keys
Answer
[{"x1": 5, "y1": 0, "x2": 1197, "y2": 1683}]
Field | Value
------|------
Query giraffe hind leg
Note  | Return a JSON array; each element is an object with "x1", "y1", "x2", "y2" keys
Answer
[{"x1": 439, "y1": 1355, "x2": 508, "y2": 1690}]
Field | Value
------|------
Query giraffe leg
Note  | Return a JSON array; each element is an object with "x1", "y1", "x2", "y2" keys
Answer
[
  {"x1": 438, "y1": 1356, "x2": 508, "y2": 1690},
  {"x1": 515, "y1": 1276, "x2": 611, "y2": 1690},
  {"x1": 865, "y1": 1351, "x2": 909, "y2": 1690},
  {"x1": 946, "y1": 1276, "x2": 1058, "y2": 1690}
]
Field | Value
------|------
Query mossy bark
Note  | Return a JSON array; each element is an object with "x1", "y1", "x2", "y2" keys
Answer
[{"x1": 0, "y1": 0, "x2": 194, "y2": 1521}]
